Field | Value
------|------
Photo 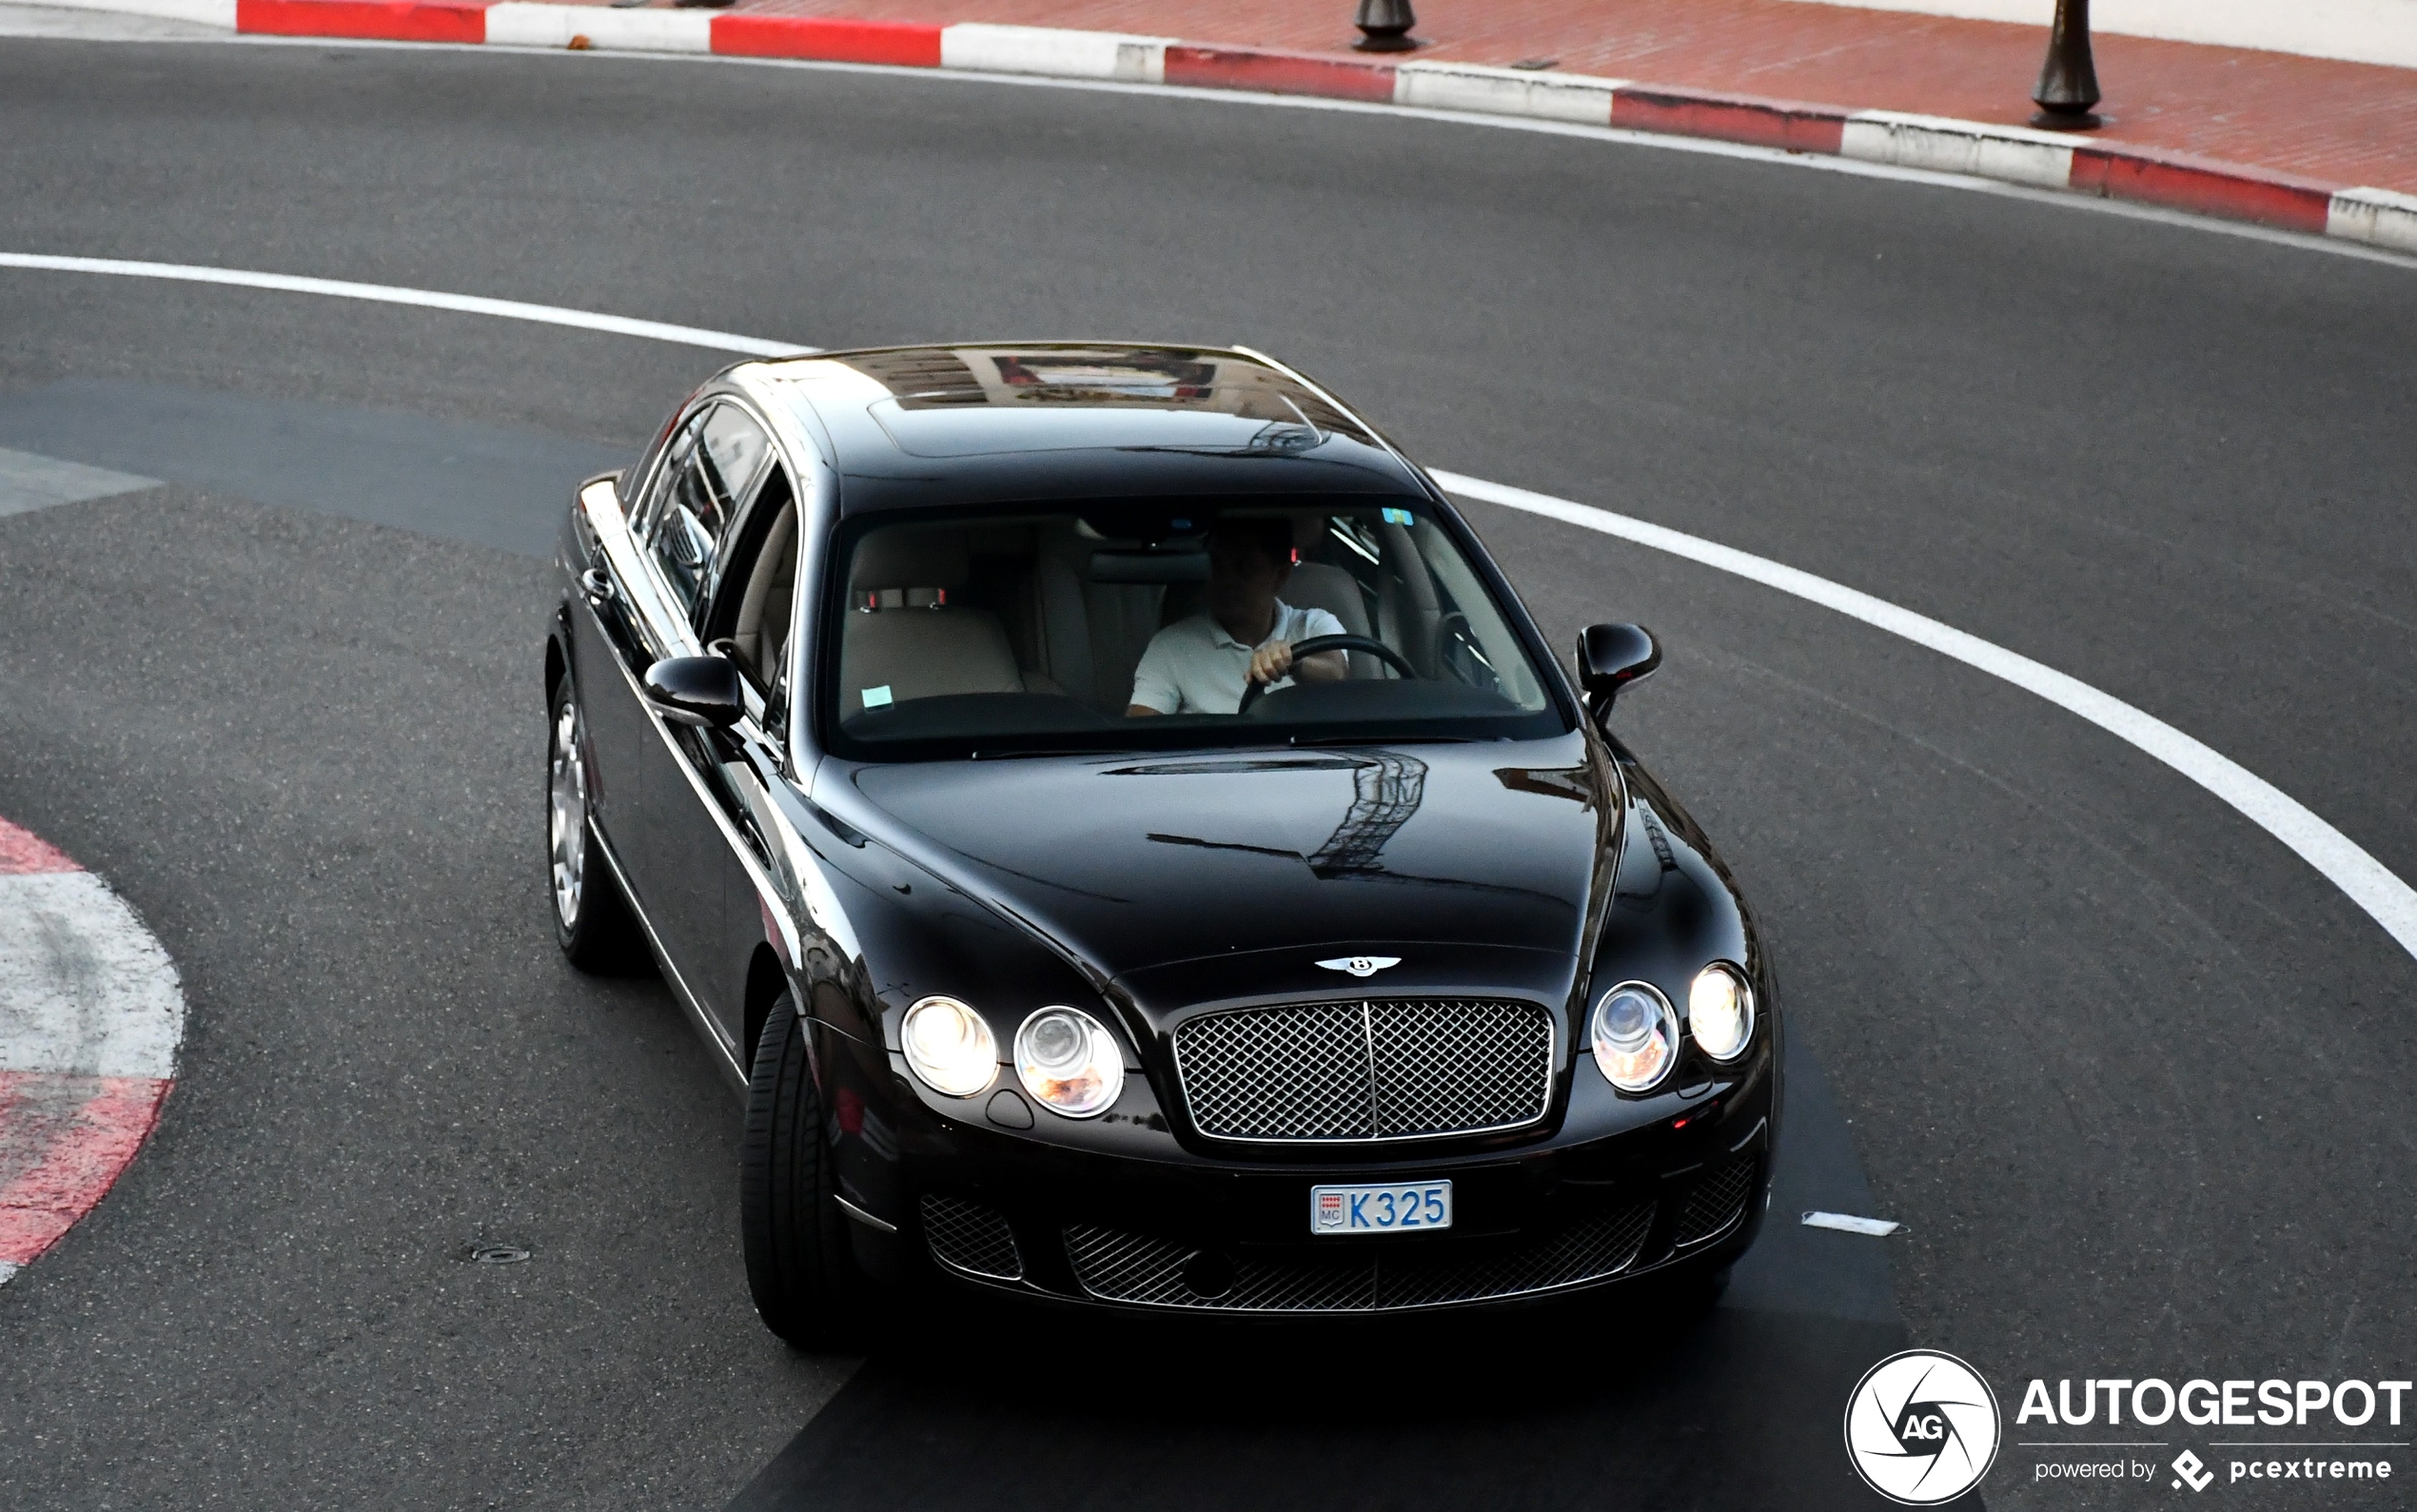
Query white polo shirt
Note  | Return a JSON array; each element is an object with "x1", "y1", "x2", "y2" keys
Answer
[{"x1": 1128, "y1": 599, "x2": 1348, "y2": 715}]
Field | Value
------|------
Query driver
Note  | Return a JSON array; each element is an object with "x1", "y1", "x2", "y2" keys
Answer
[{"x1": 1127, "y1": 517, "x2": 1348, "y2": 716}]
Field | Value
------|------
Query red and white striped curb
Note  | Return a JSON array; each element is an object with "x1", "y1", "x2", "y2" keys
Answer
[
  {"x1": 0, "y1": 817, "x2": 185, "y2": 1286},
  {"x1": 47, "y1": 0, "x2": 2417, "y2": 255}
]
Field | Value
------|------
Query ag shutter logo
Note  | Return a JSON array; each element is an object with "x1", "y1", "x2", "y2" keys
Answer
[{"x1": 1845, "y1": 1350, "x2": 2003, "y2": 1504}]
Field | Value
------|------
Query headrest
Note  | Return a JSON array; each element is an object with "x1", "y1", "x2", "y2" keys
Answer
[{"x1": 850, "y1": 527, "x2": 971, "y2": 591}]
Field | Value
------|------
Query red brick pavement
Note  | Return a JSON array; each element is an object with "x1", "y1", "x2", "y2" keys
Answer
[{"x1": 691, "y1": 0, "x2": 2417, "y2": 195}]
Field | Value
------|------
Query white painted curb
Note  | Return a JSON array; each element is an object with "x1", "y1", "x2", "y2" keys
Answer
[
  {"x1": 0, "y1": 873, "x2": 184, "y2": 1080},
  {"x1": 487, "y1": 3, "x2": 709, "y2": 52},
  {"x1": 2329, "y1": 186, "x2": 2417, "y2": 251},
  {"x1": 939, "y1": 23, "x2": 1172, "y2": 84},
  {"x1": 1842, "y1": 110, "x2": 2076, "y2": 189},
  {"x1": 1394, "y1": 61, "x2": 1624, "y2": 125},
  {"x1": 0, "y1": 819, "x2": 187, "y2": 1287}
]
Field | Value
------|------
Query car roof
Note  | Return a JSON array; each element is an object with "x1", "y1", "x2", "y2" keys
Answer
[{"x1": 737, "y1": 343, "x2": 1433, "y2": 515}]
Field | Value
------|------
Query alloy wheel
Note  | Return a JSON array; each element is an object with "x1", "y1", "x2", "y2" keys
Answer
[{"x1": 549, "y1": 697, "x2": 587, "y2": 928}]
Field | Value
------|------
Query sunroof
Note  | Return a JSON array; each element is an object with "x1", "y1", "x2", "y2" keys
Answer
[
  {"x1": 835, "y1": 346, "x2": 1372, "y2": 442},
  {"x1": 868, "y1": 399, "x2": 1326, "y2": 459}
]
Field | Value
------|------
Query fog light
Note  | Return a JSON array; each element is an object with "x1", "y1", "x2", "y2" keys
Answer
[
  {"x1": 1014, "y1": 1007, "x2": 1124, "y2": 1118},
  {"x1": 1688, "y1": 963, "x2": 1755, "y2": 1062},
  {"x1": 902, "y1": 995, "x2": 996, "y2": 1098},
  {"x1": 1591, "y1": 982, "x2": 1678, "y2": 1092}
]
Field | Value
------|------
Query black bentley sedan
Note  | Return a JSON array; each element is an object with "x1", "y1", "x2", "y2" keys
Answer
[{"x1": 546, "y1": 344, "x2": 1778, "y2": 1343}]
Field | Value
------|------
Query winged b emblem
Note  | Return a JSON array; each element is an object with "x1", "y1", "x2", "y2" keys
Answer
[{"x1": 1316, "y1": 955, "x2": 1402, "y2": 979}]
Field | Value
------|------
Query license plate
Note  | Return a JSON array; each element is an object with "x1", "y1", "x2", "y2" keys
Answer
[{"x1": 1310, "y1": 1180, "x2": 1452, "y2": 1235}]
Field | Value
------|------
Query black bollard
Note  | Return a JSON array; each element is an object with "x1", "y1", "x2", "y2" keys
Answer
[
  {"x1": 1353, "y1": 0, "x2": 1420, "y2": 53},
  {"x1": 2031, "y1": 0, "x2": 2103, "y2": 128}
]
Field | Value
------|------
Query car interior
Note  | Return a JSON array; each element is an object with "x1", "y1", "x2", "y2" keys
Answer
[{"x1": 817, "y1": 504, "x2": 1553, "y2": 744}]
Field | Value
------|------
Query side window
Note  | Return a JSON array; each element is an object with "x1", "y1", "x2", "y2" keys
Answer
[
  {"x1": 630, "y1": 409, "x2": 701, "y2": 543},
  {"x1": 706, "y1": 463, "x2": 801, "y2": 736},
  {"x1": 645, "y1": 403, "x2": 772, "y2": 622}
]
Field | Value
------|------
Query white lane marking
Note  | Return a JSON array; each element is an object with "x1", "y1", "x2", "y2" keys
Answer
[
  {"x1": 0, "y1": 1260, "x2": 17, "y2": 1285},
  {"x1": 0, "y1": 445, "x2": 160, "y2": 517},
  {"x1": 1803, "y1": 1210, "x2": 1904, "y2": 1236},
  {"x1": 0, "y1": 253, "x2": 815, "y2": 358},
  {"x1": 0, "y1": 873, "x2": 185, "y2": 1079},
  {"x1": 5, "y1": 252, "x2": 2412, "y2": 968},
  {"x1": 1434, "y1": 469, "x2": 2417, "y2": 962}
]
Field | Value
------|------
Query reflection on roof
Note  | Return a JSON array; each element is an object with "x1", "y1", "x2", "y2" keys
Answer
[{"x1": 835, "y1": 345, "x2": 1370, "y2": 440}]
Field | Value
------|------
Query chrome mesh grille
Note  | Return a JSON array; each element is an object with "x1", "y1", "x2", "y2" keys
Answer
[
  {"x1": 1063, "y1": 1202, "x2": 1653, "y2": 1313},
  {"x1": 1174, "y1": 998, "x2": 1553, "y2": 1143},
  {"x1": 1176, "y1": 999, "x2": 1372, "y2": 1141},
  {"x1": 922, "y1": 1194, "x2": 1022, "y2": 1281},
  {"x1": 1673, "y1": 1154, "x2": 1757, "y2": 1247}
]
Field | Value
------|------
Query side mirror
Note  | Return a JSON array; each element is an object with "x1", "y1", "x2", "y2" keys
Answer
[
  {"x1": 1576, "y1": 623, "x2": 1660, "y2": 718},
  {"x1": 642, "y1": 655, "x2": 745, "y2": 729}
]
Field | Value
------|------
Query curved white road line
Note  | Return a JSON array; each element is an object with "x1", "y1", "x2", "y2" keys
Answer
[
  {"x1": 6, "y1": 251, "x2": 2412, "y2": 965},
  {"x1": 0, "y1": 253, "x2": 815, "y2": 359},
  {"x1": 1431, "y1": 471, "x2": 2417, "y2": 960}
]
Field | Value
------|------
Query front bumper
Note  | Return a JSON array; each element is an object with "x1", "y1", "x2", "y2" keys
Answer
[{"x1": 832, "y1": 1032, "x2": 1776, "y2": 1316}]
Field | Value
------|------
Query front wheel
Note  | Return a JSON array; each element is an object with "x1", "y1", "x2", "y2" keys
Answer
[
  {"x1": 740, "y1": 989, "x2": 874, "y2": 1348},
  {"x1": 548, "y1": 670, "x2": 639, "y2": 971}
]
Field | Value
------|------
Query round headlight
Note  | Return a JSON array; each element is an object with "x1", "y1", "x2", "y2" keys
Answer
[
  {"x1": 1591, "y1": 982, "x2": 1679, "y2": 1092},
  {"x1": 1015, "y1": 1007, "x2": 1124, "y2": 1119},
  {"x1": 1688, "y1": 962, "x2": 1755, "y2": 1062},
  {"x1": 901, "y1": 995, "x2": 996, "y2": 1098}
]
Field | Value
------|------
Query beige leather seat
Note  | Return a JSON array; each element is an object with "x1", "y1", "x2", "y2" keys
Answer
[
  {"x1": 836, "y1": 526, "x2": 1026, "y2": 717},
  {"x1": 1026, "y1": 521, "x2": 1169, "y2": 712}
]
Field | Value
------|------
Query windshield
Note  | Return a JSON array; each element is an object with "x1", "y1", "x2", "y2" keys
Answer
[{"x1": 818, "y1": 500, "x2": 1568, "y2": 758}]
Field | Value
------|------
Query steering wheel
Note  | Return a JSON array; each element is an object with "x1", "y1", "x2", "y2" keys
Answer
[{"x1": 1236, "y1": 634, "x2": 1420, "y2": 714}]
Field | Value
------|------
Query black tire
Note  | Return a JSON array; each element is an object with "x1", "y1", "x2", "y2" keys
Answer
[
  {"x1": 740, "y1": 989, "x2": 872, "y2": 1348},
  {"x1": 547, "y1": 670, "x2": 641, "y2": 971}
]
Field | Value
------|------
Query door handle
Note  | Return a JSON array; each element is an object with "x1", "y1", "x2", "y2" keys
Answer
[{"x1": 580, "y1": 567, "x2": 617, "y2": 603}]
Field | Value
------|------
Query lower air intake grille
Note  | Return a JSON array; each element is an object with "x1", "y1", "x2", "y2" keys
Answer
[
  {"x1": 1174, "y1": 997, "x2": 1554, "y2": 1143},
  {"x1": 1673, "y1": 1155, "x2": 1757, "y2": 1247},
  {"x1": 1062, "y1": 1202, "x2": 1653, "y2": 1313},
  {"x1": 922, "y1": 1194, "x2": 1022, "y2": 1281}
]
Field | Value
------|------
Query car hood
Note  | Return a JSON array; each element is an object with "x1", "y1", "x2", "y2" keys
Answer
[{"x1": 839, "y1": 734, "x2": 1615, "y2": 1011}]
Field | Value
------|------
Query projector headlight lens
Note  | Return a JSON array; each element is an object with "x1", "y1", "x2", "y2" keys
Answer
[
  {"x1": 1591, "y1": 982, "x2": 1679, "y2": 1092},
  {"x1": 1688, "y1": 962, "x2": 1755, "y2": 1062},
  {"x1": 901, "y1": 995, "x2": 997, "y2": 1098},
  {"x1": 1015, "y1": 1007, "x2": 1124, "y2": 1118}
]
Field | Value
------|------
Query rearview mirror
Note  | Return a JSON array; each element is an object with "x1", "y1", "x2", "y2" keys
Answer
[
  {"x1": 642, "y1": 655, "x2": 745, "y2": 729},
  {"x1": 1576, "y1": 623, "x2": 1660, "y2": 718}
]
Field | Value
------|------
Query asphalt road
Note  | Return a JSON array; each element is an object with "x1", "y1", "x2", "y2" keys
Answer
[{"x1": 0, "y1": 32, "x2": 2411, "y2": 1512}]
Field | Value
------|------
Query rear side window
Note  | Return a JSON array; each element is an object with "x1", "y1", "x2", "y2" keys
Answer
[{"x1": 645, "y1": 403, "x2": 772, "y2": 620}]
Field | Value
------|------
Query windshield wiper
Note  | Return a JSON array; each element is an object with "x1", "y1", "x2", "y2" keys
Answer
[{"x1": 969, "y1": 746, "x2": 1142, "y2": 760}]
